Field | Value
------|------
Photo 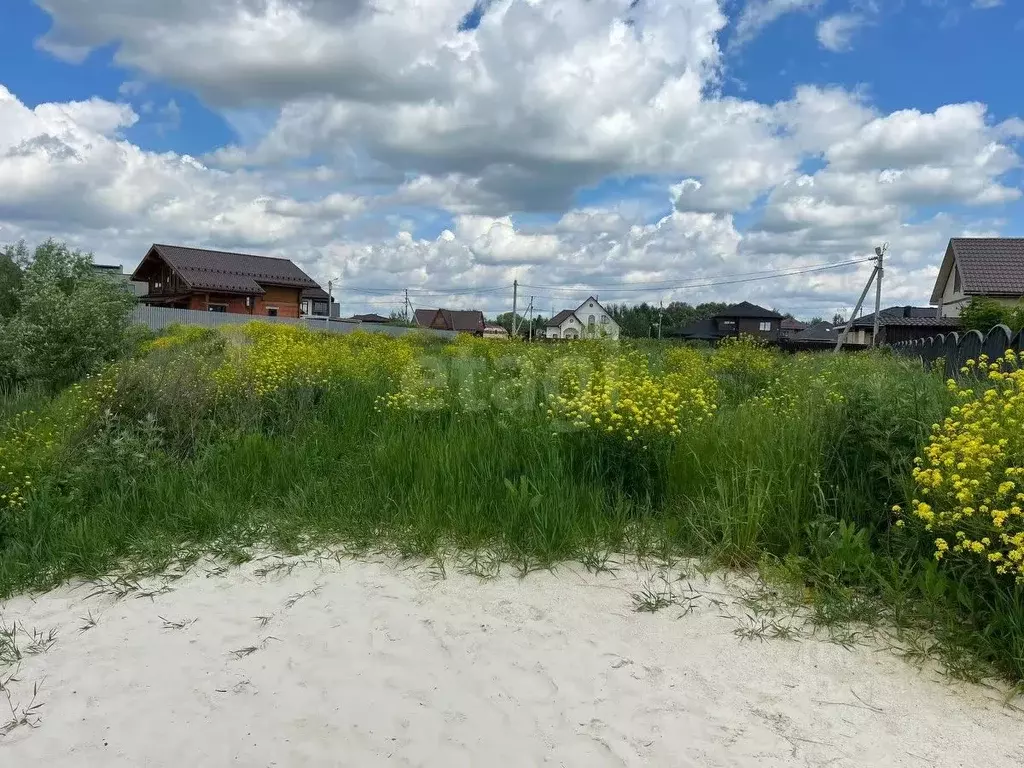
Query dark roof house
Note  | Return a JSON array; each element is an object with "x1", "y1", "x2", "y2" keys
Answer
[
  {"x1": 414, "y1": 308, "x2": 485, "y2": 334},
  {"x1": 931, "y1": 238, "x2": 1024, "y2": 317},
  {"x1": 132, "y1": 244, "x2": 320, "y2": 318},
  {"x1": 674, "y1": 302, "x2": 784, "y2": 343},
  {"x1": 783, "y1": 321, "x2": 843, "y2": 350},
  {"x1": 844, "y1": 306, "x2": 960, "y2": 346}
]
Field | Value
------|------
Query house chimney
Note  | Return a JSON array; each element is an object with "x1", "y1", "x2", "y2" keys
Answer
[{"x1": 903, "y1": 305, "x2": 912, "y2": 318}]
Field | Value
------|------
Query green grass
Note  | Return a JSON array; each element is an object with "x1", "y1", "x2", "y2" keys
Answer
[
  {"x1": 0, "y1": 383, "x2": 48, "y2": 424},
  {"x1": 3, "y1": 330, "x2": 1024, "y2": 685}
]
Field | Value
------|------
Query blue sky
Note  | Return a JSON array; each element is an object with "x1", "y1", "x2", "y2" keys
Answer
[{"x1": 0, "y1": 0, "x2": 1022, "y2": 318}]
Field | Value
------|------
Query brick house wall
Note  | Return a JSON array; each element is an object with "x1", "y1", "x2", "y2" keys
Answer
[
  {"x1": 255, "y1": 285, "x2": 302, "y2": 318},
  {"x1": 186, "y1": 286, "x2": 302, "y2": 317}
]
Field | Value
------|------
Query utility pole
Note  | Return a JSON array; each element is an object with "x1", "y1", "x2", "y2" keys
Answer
[
  {"x1": 404, "y1": 288, "x2": 409, "y2": 323},
  {"x1": 512, "y1": 279, "x2": 518, "y2": 336},
  {"x1": 834, "y1": 244, "x2": 887, "y2": 353},
  {"x1": 528, "y1": 296, "x2": 534, "y2": 342},
  {"x1": 872, "y1": 244, "x2": 886, "y2": 348},
  {"x1": 327, "y1": 279, "x2": 335, "y2": 326},
  {"x1": 658, "y1": 300, "x2": 663, "y2": 341}
]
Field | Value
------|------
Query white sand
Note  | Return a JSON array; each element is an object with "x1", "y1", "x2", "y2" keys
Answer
[{"x1": 2, "y1": 556, "x2": 1023, "y2": 767}]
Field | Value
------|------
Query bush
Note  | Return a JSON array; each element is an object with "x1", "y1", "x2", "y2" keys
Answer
[
  {"x1": 909, "y1": 351, "x2": 1024, "y2": 580},
  {"x1": 0, "y1": 240, "x2": 137, "y2": 391},
  {"x1": 959, "y1": 296, "x2": 1024, "y2": 334}
]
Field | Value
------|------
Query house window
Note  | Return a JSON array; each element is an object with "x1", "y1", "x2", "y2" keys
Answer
[
  {"x1": 953, "y1": 267, "x2": 961, "y2": 293},
  {"x1": 301, "y1": 300, "x2": 310, "y2": 315},
  {"x1": 208, "y1": 304, "x2": 227, "y2": 313},
  {"x1": 720, "y1": 319, "x2": 736, "y2": 329},
  {"x1": 600, "y1": 315, "x2": 609, "y2": 325},
  {"x1": 588, "y1": 314, "x2": 596, "y2": 329},
  {"x1": 759, "y1": 321, "x2": 772, "y2": 332},
  {"x1": 267, "y1": 307, "x2": 279, "y2": 317}
]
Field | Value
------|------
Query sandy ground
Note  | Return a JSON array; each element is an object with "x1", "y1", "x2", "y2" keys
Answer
[{"x1": 1, "y1": 555, "x2": 1023, "y2": 767}]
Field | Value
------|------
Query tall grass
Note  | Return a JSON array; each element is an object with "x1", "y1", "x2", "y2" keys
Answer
[{"x1": 3, "y1": 327, "x2": 1024, "y2": 681}]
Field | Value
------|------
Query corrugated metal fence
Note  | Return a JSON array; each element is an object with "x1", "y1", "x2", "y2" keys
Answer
[
  {"x1": 131, "y1": 305, "x2": 456, "y2": 339},
  {"x1": 891, "y1": 324, "x2": 1024, "y2": 379}
]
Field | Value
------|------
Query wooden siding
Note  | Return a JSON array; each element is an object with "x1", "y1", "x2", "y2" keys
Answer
[{"x1": 715, "y1": 317, "x2": 780, "y2": 341}]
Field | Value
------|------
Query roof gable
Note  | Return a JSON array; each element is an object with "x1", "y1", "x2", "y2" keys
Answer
[
  {"x1": 573, "y1": 296, "x2": 618, "y2": 327},
  {"x1": 439, "y1": 309, "x2": 485, "y2": 332},
  {"x1": 414, "y1": 308, "x2": 440, "y2": 327},
  {"x1": 945, "y1": 238, "x2": 1024, "y2": 299},
  {"x1": 415, "y1": 308, "x2": 484, "y2": 332}
]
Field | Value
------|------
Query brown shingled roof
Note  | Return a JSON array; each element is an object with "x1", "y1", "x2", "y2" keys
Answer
[
  {"x1": 439, "y1": 309, "x2": 485, "y2": 333},
  {"x1": 133, "y1": 244, "x2": 319, "y2": 295},
  {"x1": 413, "y1": 308, "x2": 484, "y2": 332},
  {"x1": 931, "y1": 238, "x2": 1024, "y2": 304}
]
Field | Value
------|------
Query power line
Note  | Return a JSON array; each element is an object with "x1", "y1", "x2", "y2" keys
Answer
[
  {"x1": 518, "y1": 257, "x2": 873, "y2": 294},
  {"x1": 340, "y1": 257, "x2": 874, "y2": 315},
  {"x1": 343, "y1": 284, "x2": 510, "y2": 297},
  {"x1": 520, "y1": 257, "x2": 872, "y2": 296}
]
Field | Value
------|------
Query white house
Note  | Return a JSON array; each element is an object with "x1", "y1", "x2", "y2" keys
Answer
[
  {"x1": 930, "y1": 238, "x2": 1024, "y2": 317},
  {"x1": 544, "y1": 297, "x2": 620, "y2": 340}
]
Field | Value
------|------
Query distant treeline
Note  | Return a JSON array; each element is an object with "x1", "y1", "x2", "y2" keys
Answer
[{"x1": 607, "y1": 301, "x2": 730, "y2": 338}]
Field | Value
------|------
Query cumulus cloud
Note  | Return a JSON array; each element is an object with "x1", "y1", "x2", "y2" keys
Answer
[
  {"x1": 0, "y1": 85, "x2": 361, "y2": 251},
  {"x1": 816, "y1": 13, "x2": 866, "y2": 52},
  {"x1": 3, "y1": 0, "x2": 1021, "y2": 317}
]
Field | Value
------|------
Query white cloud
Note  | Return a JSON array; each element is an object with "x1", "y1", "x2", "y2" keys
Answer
[
  {"x1": 0, "y1": 85, "x2": 361, "y2": 252},
  {"x1": 118, "y1": 80, "x2": 146, "y2": 97},
  {"x1": 972, "y1": 0, "x2": 1003, "y2": 9},
  {"x1": 732, "y1": 0, "x2": 821, "y2": 48},
  {"x1": 816, "y1": 13, "x2": 866, "y2": 52},
  {"x1": 2, "y1": 1, "x2": 1021, "y2": 318}
]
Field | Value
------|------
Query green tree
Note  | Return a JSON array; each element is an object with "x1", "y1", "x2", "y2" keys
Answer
[
  {"x1": 958, "y1": 297, "x2": 1009, "y2": 333},
  {"x1": 0, "y1": 241, "x2": 27, "y2": 319},
  {"x1": 0, "y1": 240, "x2": 136, "y2": 389}
]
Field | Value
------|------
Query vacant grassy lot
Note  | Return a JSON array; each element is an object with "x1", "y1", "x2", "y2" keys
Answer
[{"x1": 2, "y1": 325, "x2": 1023, "y2": 682}]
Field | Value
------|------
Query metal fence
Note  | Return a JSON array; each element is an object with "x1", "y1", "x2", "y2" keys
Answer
[
  {"x1": 891, "y1": 324, "x2": 1024, "y2": 379},
  {"x1": 131, "y1": 305, "x2": 456, "y2": 339}
]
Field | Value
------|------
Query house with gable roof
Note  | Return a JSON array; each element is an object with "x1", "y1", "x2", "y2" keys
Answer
[
  {"x1": 543, "y1": 296, "x2": 620, "y2": 340},
  {"x1": 930, "y1": 238, "x2": 1024, "y2": 318},
  {"x1": 131, "y1": 244, "x2": 321, "y2": 318},
  {"x1": 673, "y1": 301, "x2": 783, "y2": 343}
]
